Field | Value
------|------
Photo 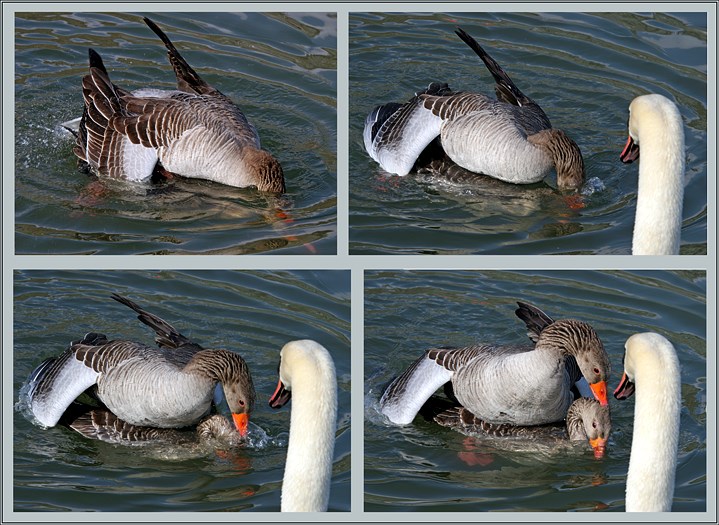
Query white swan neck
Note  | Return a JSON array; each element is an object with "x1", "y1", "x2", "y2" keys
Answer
[
  {"x1": 625, "y1": 334, "x2": 681, "y2": 511},
  {"x1": 280, "y1": 344, "x2": 337, "y2": 512},
  {"x1": 631, "y1": 96, "x2": 685, "y2": 255}
]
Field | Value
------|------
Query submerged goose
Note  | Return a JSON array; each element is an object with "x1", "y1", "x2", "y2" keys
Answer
[
  {"x1": 269, "y1": 340, "x2": 338, "y2": 512},
  {"x1": 435, "y1": 397, "x2": 611, "y2": 458},
  {"x1": 379, "y1": 301, "x2": 610, "y2": 426},
  {"x1": 614, "y1": 333, "x2": 681, "y2": 511},
  {"x1": 67, "y1": 408, "x2": 241, "y2": 447},
  {"x1": 619, "y1": 94, "x2": 685, "y2": 255},
  {"x1": 26, "y1": 294, "x2": 256, "y2": 434},
  {"x1": 71, "y1": 17, "x2": 285, "y2": 193},
  {"x1": 364, "y1": 27, "x2": 585, "y2": 190}
]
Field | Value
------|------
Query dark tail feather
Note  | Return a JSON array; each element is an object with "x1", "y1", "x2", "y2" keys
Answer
[
  {"x1": 454, "y1": 27, "x2": 531, "y2": 107},
  {"x1": 85, "y1": 48, "x2": 124, "y2": 117},
  {"x1": 110, "y1": 293, "x2": 189, "y2": 348},
  {"x1": 142, "y1": 17, "x2": 211, "y2": 94},
  {"x1": 88, "y1": 48, "x2": 108, "y2": 75}
]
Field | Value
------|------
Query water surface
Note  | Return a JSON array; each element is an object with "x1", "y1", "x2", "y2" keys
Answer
[
  {"x1": 349, "y1": 12, "x2": 707, "y2": 254},
  {"x1": 15, "y1": 12, "x2": 337, "y2": 255},
  {"x1": 14, "y1": 270, "x2": 351, "y2": 512},
  {"x1": 364, "y1": 270, "x2": 706, "y2": 512}
]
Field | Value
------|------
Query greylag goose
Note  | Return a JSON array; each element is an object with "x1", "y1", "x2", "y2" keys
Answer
[
  {"x1": 380, "y1": 301, "x2": 610, "y2": 426},
  {"x1": 619, "y1": 94, "x2": 685, "y2": 255},
  {"x1": 269, "y1": 340, "x2": 337, "y2": 512},
  {"x1": 72, "y1": 17, "x2": 285, "y2": 193},
  {"x1": 67, "y1": 407, "x2": 241, "y2": 447},
  {"x1": 26, "y1": 294, "x2": 256, "y2": 435},
  {"x1": 434, "y1": 397, "x2": 611, "y2": 458},
  {"x1": 364, "y1": 27, "x2": 585, "y2": 190},
  {"x1": 614, "y1": 332, "x2": 681, "y2": 511}
]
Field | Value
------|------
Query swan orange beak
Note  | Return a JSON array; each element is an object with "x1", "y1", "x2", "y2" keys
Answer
[
  {"x1": 589, "y1": 380, "x2": 608, "y2": 406},
  {"x1": 269, "y1": 378, "x2": 292, "y2": 409},
  {"x1": 589, "y1": 437, "x2": 607, "y2": 459},
  {"x1": 613, "y1": 371, "x2": 635, "y2": 400},
  {"x1": 232, "y1": 413, "x2": 249, "y2": 436},
  {"x1": 620, "y1": 135, "x2": 640, "y2": 163}
]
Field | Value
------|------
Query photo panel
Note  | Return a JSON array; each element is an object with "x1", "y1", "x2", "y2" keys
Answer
[
  {"x1": 364, "y1": 269, "x2": 707, "y2": 512},
  {"x1": 15, "y1": 11, "x2": 337, "y2": 255},
  {"x1": 349, "y1": 12, "x2": 707, "y2": 255},
  {"x1": 13, "y1": 269, "x2": 350, "y2": 512}
]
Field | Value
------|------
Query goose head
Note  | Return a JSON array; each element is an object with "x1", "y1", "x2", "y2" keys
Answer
[
  {"x1": 528, "y1": 129, "x2": 585, "y2": 190},
  {"x1": 537, "y1": 319, "x2": 610, "y2": 405},
  {"x1": 196, "y1": 414, "x2": 243, "y2": 445},
  {"x1": 188, "y1": 349, "x2": 256, "y2": 435},
  {"x1": 242, "y1": 149, "x2": 286, "y2": 193},
  {"x1": 566, "y1": 397, "x2": 612, "y2": 458}
]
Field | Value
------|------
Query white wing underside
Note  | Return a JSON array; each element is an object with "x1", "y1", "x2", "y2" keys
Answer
[
  {"x1": 367, "y1": 103, "x2": 444, "y2": 176},
  {"x1": 379, "y1": 356, "x2": 452, "y2": 425},
  {"x1": 29, "y1": 357, "x2": 99, "y2": 427},
  {"x1": 122, "y1": 138, "x2": 159, "y2": 181}
]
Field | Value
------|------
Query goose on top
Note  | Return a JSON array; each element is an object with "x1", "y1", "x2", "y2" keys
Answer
[
  {"x1": 364, "y1": 27, "x2": 585, "y2": 191},
  {"x1": 25, "y1": 294, "x2": 256, "y2": 435},
  {"x1": 71, "y1": 17, "x2": 285, "y2": 193},
  {"x1": 379, "y1": 301, "x2": 610, "y2": 428}
]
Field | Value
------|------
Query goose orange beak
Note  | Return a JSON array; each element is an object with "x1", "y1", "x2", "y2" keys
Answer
[
  {"x1": 589, "y1": 437, "x2": 607, "y2": 459},
  {"x1": 232, "y1": 413, "x2": 249, "y2": 436},
  {"x1": 589, "y1": 380, "x2": 608, "y2": 406}
]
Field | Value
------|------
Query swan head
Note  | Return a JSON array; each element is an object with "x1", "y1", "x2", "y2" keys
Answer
[
  {"x1": 527, "y1": 129, "x2": 585, "y2": 190},
  {"x1": 538, "y1": 320, "x2": 610, "y2": 405},
  {"x1": 620, "y1": 94, "x2": 683, "y2": 165},
  {"x1": 566, "y1": 397, "x2": 612, "y2": 459},
  {"x1": 269, "y1": 339, "x2": 337, "y2": 409},
  {"x1": 613, "y1": 332, "x2": 680, "y2": 401}
]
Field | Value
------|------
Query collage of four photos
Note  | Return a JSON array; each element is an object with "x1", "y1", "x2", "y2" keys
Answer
[{"x1": 5, "y1": 4, "x2": 713, "y2": 519}]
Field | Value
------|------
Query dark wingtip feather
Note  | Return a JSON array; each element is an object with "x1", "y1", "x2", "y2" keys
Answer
[
  {"x1": 142, "y1": 16, "x2": 174, "y2": 49},
  {"x1": 110, "y1": 293, "x2": 190, "y2": 349},
  {"x1": 515, "y1": 301, "x2": 555, "y2": 341},
  {"x1": 88, "y1": 48, "x2": 107, "y2": 74},
  {"x1": 453, "y1": 27, "x2": 531, "y2": 107}
]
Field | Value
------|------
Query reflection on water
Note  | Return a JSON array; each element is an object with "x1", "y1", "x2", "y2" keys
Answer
[
  {"x1": 364, "y1": 270, "x2": 706, "y2": 512},
  {"x1": 349, "y1": 12, "x2": 707, "y2": 255}
]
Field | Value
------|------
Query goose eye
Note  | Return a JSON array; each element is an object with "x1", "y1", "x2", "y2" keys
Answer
[
  {"x1": 592, "y1": 421, "x2": 597, "y2": 429},
  {"x1": 593, "y1": 367, "x2": 600, "y2": 375},
  {"x1": 239, "y1": 400, "x2": 245, "y2": 406}
]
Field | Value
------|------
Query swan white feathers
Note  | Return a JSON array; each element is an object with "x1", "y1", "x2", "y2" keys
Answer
[
  {"x1": 614, "y1": 332, "x2": 681, "y2": 512},
  {"x1": 269, "y1": 340, "x2": 338, "y2": 512},
  {"x1": 620, "y1": 94, "x2": 685, "y2": 255}
]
